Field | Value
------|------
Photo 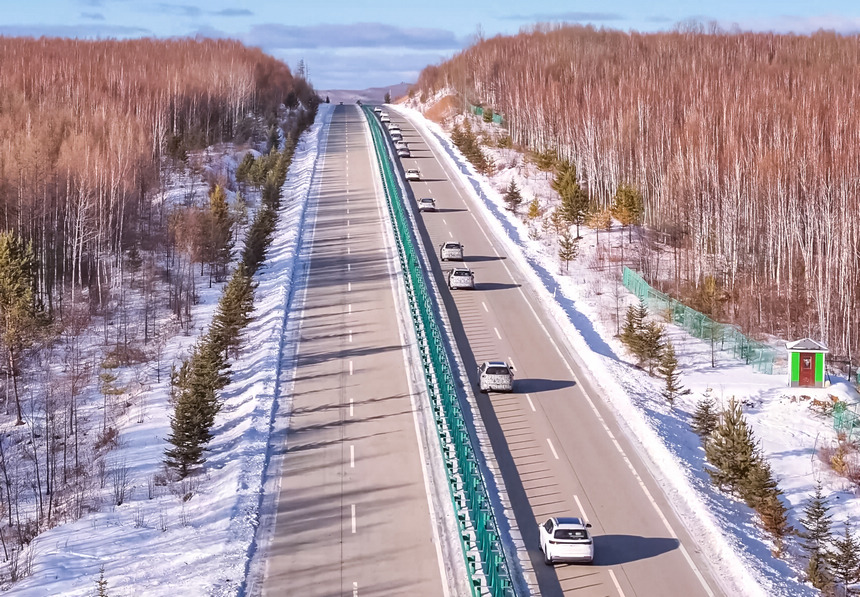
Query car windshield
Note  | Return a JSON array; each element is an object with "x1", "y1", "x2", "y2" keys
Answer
[
  {"x1": 554, "y1": 529, "x2": 588, "y2": 540},
  {"x1": 486, "y1": 366, "x2": 509, "y2": 376},
  {"x1": 445, "y1": 243, "x2": 460, "y2": 249},
  {"x1": 453, "y1": 270, "x2": 470, "y2": 276}
]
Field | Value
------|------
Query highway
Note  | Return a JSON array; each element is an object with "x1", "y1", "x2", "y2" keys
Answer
[
  {"x1": 262, "y1": 105, "x2": 446, "y2": 597},
  {"x1": 387, "y1": 107, "x2": 726, "y2": 597}
]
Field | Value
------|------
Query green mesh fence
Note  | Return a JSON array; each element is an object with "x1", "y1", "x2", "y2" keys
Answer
[
  {"x1": 469, "y1": 104, "x2": 505, "y2": 125},
  {"x1": 622, "y1": 267, "x2": 776, "y2": 374},
  {"x1": 363, "y1": 106, "x2": 517, "y2": 597},
  {"x1": 833, "y1": 401, "x2": 860, "y2": 440}
]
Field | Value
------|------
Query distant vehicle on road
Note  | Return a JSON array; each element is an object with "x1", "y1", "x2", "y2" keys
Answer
[
  {"x1": 418, "y1": 197, "x2": 436, "y2": 212},
  {"x1": 538, "y1": 517, "x2": 594, "y2": 565},
  {"x1": 380, "y1": 112, "x2": 390, "y2": 123},
  {"x1": 388, "y1": 124, "x2": 401, "y2": 133},
  {"x1": 397, "y1": 147, "x2": 411, "y2": 158},
  {"x1": 447, "y1": 268, "x2": 475, "y2": 290},
  {"x1": 440, "y1": 241, "x2": 464, "y2": 261},
  {"x1": 405, "y1": 168, "x2": 420, "y2": 181},
  {"x1": 390, "y1": 131, "x2": 403, "y2": 142},
  {"x1": 395, "y1": 140, "x2": 407, "y2": 149},
  {"x1": 477, "y1": 361, "x2": 514, "y2": 393},
  {"x1": 373, "y1": 106, "x2": 382, "y2": 114}
]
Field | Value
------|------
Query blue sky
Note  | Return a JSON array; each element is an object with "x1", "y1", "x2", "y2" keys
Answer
[{"x1": 3, "y1": 0, "x2": 860, "y2": 90}]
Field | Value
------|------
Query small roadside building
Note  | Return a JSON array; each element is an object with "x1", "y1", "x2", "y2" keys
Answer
[{"x1": 786, "y1": 338, "x2": 829, "y2": 388}]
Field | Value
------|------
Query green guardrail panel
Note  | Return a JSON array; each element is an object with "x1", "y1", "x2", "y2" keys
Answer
[{"x1": 362, "y1": 106, "x2": 517, "y2": 597}]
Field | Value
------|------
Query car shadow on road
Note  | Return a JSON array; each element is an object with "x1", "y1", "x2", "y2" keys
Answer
[
  {"x1": 476, "y1": 281, "x2": 521, "y2": 291},
  {"x1": 513, "y1": 378, "x2": 575, "y2": 393},
  {"x1": 590, "y1": 535, "x2": 680, "y2": 565},
  {"x1": 465, "y1": 254, "x2": 506, "y2": 262}
]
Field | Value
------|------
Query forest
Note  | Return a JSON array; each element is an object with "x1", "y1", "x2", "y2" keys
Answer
[
  {"x1": 414, "y1": 25, "x2": 860, "y2": 368},
  {"x1": 0, "y1": 36, "x2": 315, "y2": 581}
]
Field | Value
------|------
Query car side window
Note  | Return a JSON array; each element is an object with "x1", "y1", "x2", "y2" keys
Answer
[{"x1": 544, "y1": 520, "x2": 553, "y2": 533}]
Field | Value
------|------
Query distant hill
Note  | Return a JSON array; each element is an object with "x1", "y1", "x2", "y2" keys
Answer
[{"x1": 320, "y1": 82, "x2": 412, "y2": 105}]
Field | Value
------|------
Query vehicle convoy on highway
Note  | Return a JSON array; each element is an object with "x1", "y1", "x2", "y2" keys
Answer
[
  {"x1": 447, "y1": 267, "x2": 475, "y2": 290},
  {"x1": 477, "y1": 361, "x2": 514, "y2": 393},
  {"x1": 539, "y1": 517, "x2": 594, "y2": 565},
  {"x1": 440, "y1": 241, "x2": 464, "y2": 261}
]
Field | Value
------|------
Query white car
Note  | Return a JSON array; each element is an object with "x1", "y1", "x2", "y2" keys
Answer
[
  {"x1": 418, "y1": 197, "x2": 436, "y2": 212},
  {"x1": 380, "y1": 112, "x2": 390, "y2": 123},
  {"x1": 390, "y1": 131, "x2": 403, "y2": 142},
  {"x1": 405, "y1": 168, "x2": 420, "y2": 181},
  {"x1": 447, "y1": 268, "x2": 475, "y2": 290},
  {"x1": 477, "y1": 361, "x2": 513, "y2": 393},
  {"x1": 373, "y1": 106, "x2": 382, "y2": 114},
  {"x1": 397, "y1": 147, "x2": 411, "y2": 158},
  {"x1": 388, "y1": 124, "x2": 401, "y2": 134},
  {"x1": 440, "y1": 241, "x2": 464, "y2": 261},
  {"x1": 395, "y1": 140, "x2": 408, "y2": 149},
  {"x1": 539, "y1": 517, "x2": 594, "y2": 565}
]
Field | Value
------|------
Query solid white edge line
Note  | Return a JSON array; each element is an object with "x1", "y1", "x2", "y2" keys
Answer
[
  {"x1": 608, "y1": 569, "x2": 626, "y2": 597},
  {"x1": 411, "y1": 110, "x2": 716, "y2": 597},
  {"x1": 546, "y1": 438, "x2": 559, "y2": 460},
  {"x1": 525, "y1": 394, "x2": 536, "y2": 413}
]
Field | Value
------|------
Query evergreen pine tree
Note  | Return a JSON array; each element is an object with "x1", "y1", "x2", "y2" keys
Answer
[
  {"x1": 384, "y1": 91, "x2": 391, "y2": 104},
  {"x1": 0, "y1": 232, "x2": 37, "y2": 425},
  {"x1": 830, "y1": 520, "x2": 860, "y2": 593},
  {"x1": 96, "y1": 565, "x2": 109, "y2": 597},
  {"x1": 705, "y1": 398, "x2": 759, "y2": 494},
  {"x1": 504, "y1": 179, "x2": 523, "y2": 212},
  {"x1": 552, "y1": 161, "x2": 589, "y2": 237},
  {"x1": 558, "y1": 230, "x2": 579, "y2": 273},
  {"x1": 758, "y1": 489, "x2": 790, "y2": 556},
  {"x1": 620, "y1": 301, "x2": 645, "y2": 352},
  {"x1": 658, "y1": 341, "x2": 690, "y2": 406},
  {"x1": 209, "y1": 184, "x2": 233, "y2": 281},
  {"x1": 235, "y1": 152, "x2": 255, "y2": 185},
  {"x1": 691, "y1": 393, "x2": 719, "y2": 438},
  {"x1": 741, "y1": 452, "x2": 776, "y2": 509},
  {"x1": 612, "y1": 182, "x2": 644, "y2": 242},
  {"x1": 527, "y1": 197, "x2": 540, "y2": 220},
  {"x1": 800, "y1": 482, "x2": 835, "y2": 590},
  {"x1": 211, "y1": 264, "x2": 255, "y2": 358},
  {"x1": 640, "y1": 320, "x2": 665, "y2": 375}
]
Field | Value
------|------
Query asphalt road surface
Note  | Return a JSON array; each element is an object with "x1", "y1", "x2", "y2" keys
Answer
[
  {"x1": 387, "y1": 108, "x2": 726, "y2": 597},
  {"x1": 262, "y1": 105, "x2": 445, "y2": 597}
]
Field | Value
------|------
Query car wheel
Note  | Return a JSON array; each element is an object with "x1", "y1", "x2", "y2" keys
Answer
[{"x1": 543, "y1": 548, "x2": 552, "y2": 566}]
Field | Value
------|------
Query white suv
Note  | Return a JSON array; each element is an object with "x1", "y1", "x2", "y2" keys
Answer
[
  {"x1": 405, "y1": 168, "x2": 420, "y2": 181},
  {"x1": 539, "y1": 517, "x2": 594, "y2": 565},
  {"x1": 447, "y1": 268, "x2": 474, "y2": 290},
  {"x1": 440, "y1": 241, "x2": 464, "y2": 261},
  {"x1": 477, "y1": 361, "x2": 513, "y2": 393}
]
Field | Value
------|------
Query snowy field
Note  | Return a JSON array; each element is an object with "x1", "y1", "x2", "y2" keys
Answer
[
  {"x1": 392, "y1": 96, "x2": 860, "y2": 596},
  {"x1": 12, "y1": 104, "x2": 333, "y2": 597}
]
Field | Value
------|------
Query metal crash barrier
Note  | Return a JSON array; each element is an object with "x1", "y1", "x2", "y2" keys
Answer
[{"x1": 362, "y1": 106, "x2": 516, "y2": 597}]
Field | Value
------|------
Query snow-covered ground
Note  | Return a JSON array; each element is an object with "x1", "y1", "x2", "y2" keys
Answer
[
  {"x1": 12, "y1": 104, "x2": 333, "y2": 597},
  {"x1": 392, "y1": 96, "x2": 860, "y2": 596}
]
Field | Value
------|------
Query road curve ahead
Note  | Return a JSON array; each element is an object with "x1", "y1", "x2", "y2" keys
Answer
[
  {"x1": 262, "y1": 105, "x2": 445, "y2": 597},
  {"x1": 388, "y1": 107, "x2": 725, "y2": 597}
]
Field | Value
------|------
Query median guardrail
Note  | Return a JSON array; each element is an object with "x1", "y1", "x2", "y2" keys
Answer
[{"x1": 362, "y1": 105, "x2": 516, "y2": 597}]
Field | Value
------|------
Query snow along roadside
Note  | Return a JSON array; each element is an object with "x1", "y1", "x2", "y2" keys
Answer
[{"x1": 391, "y1": 104, "x2": 761, "y2": 597}]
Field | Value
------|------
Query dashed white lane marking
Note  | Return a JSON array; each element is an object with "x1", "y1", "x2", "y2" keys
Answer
[
  {"x1": 443, "y1": 218, "x2": 448, "y2": 225},
  {"x1": 347, "y1": 219, "x2": 350, "y2": 226},
  {"x1": 608, "y1": 569, "x2": 626, "y2": 597},
  {"x1": 349, "y1": 360, "x2": 353, "y2": 375},
  {"x1": 349, "y1": 330, "x2": 353, "y2": 343},
  {"x1": 347, "y1": 246, "x2": 351, "y2": 255},
  {"x1": 494, "y1": 327, "x2": 501, "y2": 340},
  {"x1": 573, "y1": 494, "x2": 589, "y2": 524},
  {"x1": 482, "y1": 301, "x2": 488, "y2": 312},
  {"x1": 508, "y1": 357, "x2": 516, "y2": 369},
  {"x1": 525, "y1": 394, "x2": 536, "y2": 412},
  {"x1": 348, "y1": 263, "x2": 351, "y2": 272},
  {"x1": 448, "y1": 230, "x2": 453, "y2": 238},
  {"x1": 349, "y1": 398, "x2": 354, "y2": 416},
  {"x1": 350, "y1": 444, "x2": 355, "y2": 468},
  {"x1": 421, "y1": 116, "x2": 715, "y2": 597},
  {"x1": 347, "y1": 208, "x2": 350, "y2": 214},
  {"x1": 353, "y1": 582, "x2": 358, "y2": 597},
  {"x1": 347, "y1": 232, "x2": 350, "y2": 239},
  {"x1": 547, "y1": 438, "x2": 560, "y2": 460},
  {"x1": 351, "y1": 504, "x2": 356, "y2": 533},
  {"x1": 348, "y1": 304, "x2": 352, "y2": 314},
  {"x1": 348, "y1": 282, "x2": 352, "y2": 292}
]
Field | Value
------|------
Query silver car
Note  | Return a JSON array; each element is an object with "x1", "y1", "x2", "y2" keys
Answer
[
  {"x1": 447, "y1": 268, "x2": 474, "y2": 290},
  {"x1": 405, "y1": 168, "x2": 420, "y2": 181},
  {"x1": 418, "y1": 197, "x2": 436, "y2": 212},
  {"x1": 397, "y1": 147, "x2": 411, "y2": 158},
  {"x1": 440, "y1": 241, "x2": 464, "y2": 261},
  {"x1": 477, "y1": 361, "x2": 514, "y2": 393},
  {"x1": 390, "y1": 131, "x2": 403, "y2": 142}
]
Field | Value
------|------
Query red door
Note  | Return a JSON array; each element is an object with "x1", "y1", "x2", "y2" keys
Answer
[{"x1": 799, "y1": 352, "x2": 815, "y2": 387}]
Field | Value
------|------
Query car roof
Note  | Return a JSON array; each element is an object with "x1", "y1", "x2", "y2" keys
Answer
[
  {"x1": 554, "y1": 517, "x2": 586, "y2": 528},
  {"x1": 452, "y1": 269, "x2": 472, "y2": 274},
  {"x1": 485, "y1": 360, "x2": 509, "y2": 367},
  {"x1": 444, "y1": 242, "x2": 461, "y2": 247}
]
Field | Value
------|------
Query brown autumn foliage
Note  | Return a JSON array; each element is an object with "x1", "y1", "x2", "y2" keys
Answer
[
  {"x1": 415, "y1": 24, "x2": 860, "y2": 365},
  {"x1": 0, "y1": 36, "x2": 315, "y2": 316}
]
